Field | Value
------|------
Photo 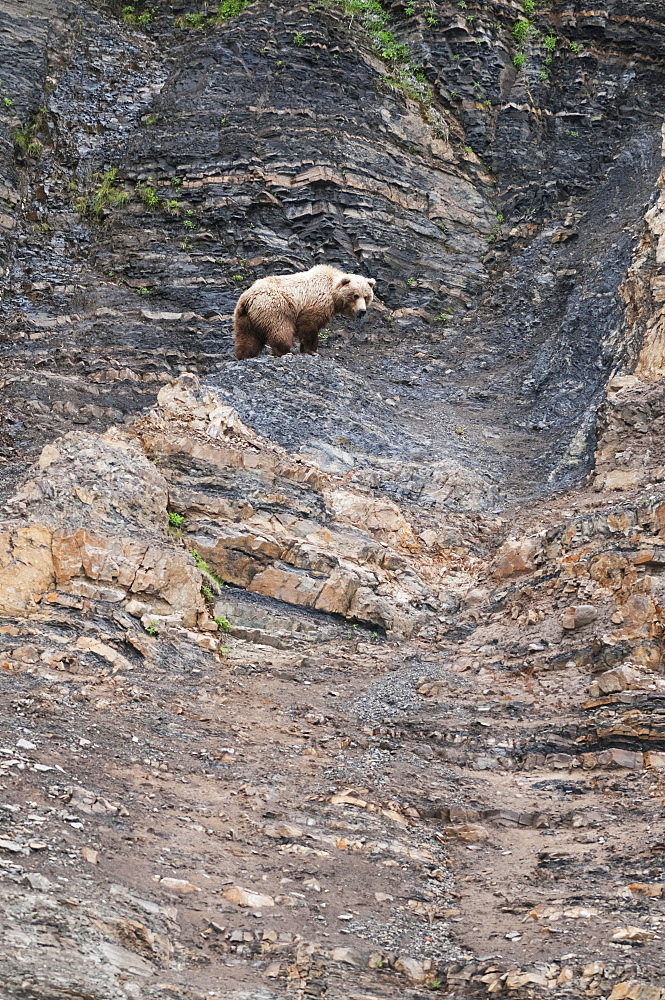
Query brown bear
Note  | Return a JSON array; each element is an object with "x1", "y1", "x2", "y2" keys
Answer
[{"x1": 233, "y1": 264, "x2": 376, "y2": 360}]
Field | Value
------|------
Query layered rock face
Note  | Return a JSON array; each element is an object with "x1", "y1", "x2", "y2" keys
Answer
[{"x1": 3, "y1": 1, "x2": 665, "y2": 999}]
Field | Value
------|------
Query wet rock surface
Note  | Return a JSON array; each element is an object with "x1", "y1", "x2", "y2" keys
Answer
[{"x1": 2, "y1": 0, "x2": 665, "y2": 998}]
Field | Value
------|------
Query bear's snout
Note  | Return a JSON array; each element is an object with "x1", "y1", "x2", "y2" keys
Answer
[{"x1": 356, "y1": 306, "x2": 367, "y2": 321}]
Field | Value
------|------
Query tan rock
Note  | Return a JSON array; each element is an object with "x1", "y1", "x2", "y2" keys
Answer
[
  {"x1": 588, "y1": 664, "x2": 641, "y2": 697},
  {"x1": 609, "y1": 983, "x2": 664, "y2": 1000},
  {"x1": 223, "y1": 886, "x2": 275, "y2": 908},
  {"x1": 0, "y1": 525, "x2": 55, "y2": 614},
  {"x1": 159, "y1": 878, "x2": 201, "y2": 893},
  {"x1": 443, "y1": 822, "x2": 489, "y2": 843},
  {"x1": 263, "y1": 823, "x2": 304, "y2": 839},
  {"x1": 597, "y1": 748, "x2": 644, "y2": 770},
  {"x1": 80, "y1": 847, "x2": 99, "y2": 864},
  {"x1": 605, "y1": 469, "x2": 641, "y2": 490},
  {"x1": 493, "y1": 536, "x2": 541, "y2": 579},
  {"x1": 394, "y1": 957, "x2": 427, "y2": 982},
  {"x1": 562, "y1": 604, "x2": 598, "y2": 629},
  {"x1": 610, "y1": 925, "x2": 654, "y2": 944}
]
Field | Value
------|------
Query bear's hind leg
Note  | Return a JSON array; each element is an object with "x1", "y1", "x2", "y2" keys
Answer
[
  {"x1": 266, "y1": 319, "x2": 295, "y2": 358},
  {"x1": 297, "y1": 324, "x2": 319, "y2": 355},
  {"x1": 234, "y1": 313, "x2": 265, "y2": 360}
]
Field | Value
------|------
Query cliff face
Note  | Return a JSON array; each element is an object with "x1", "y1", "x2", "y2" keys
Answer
[{"x1": 2, "y1": 2, "x2": 665, "y2": 998}]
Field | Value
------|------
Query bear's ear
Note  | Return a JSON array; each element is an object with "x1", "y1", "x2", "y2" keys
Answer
[
  {"x1": 367, "y1": 278, "x2": 376, "y2": 288},
  {"x1": 337, "y1": 276, "x2": 351, "y2": 286}
]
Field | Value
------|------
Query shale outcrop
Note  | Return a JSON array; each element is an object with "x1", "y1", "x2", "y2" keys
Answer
[{"x1": 3, "y1": 1, "x2": 665, "y2": 998}]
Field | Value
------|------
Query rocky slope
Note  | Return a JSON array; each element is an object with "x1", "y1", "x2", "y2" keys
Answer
[{"x1": 2, "y1": 1, "x2": 665, "y2": 998}]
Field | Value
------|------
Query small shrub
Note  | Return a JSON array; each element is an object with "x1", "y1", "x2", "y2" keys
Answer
[
  {"x1": 214, "y1": 616, "x2": 231, "y2": 632},
  {"x1": 216, "y1": 0, "x2": 248, "y2": 19},
  {"x1": 137, "y1": 286, "x2": 151, "y2": 295},
  {"x1": 523, "y1": 0, "x2": 535, "y2": 11},
  {"x1": 513, "y1": 52, "x2": 526, "y2": 69},
  {"x1": 175, "y1": 12, "x2": 207, "y2": 28},
  {"x1": 512, "y1": 19, "x2": 530, "y2": 44},
  {"x1": 137, "y1": 182, "x2": 160, "y2": 208},
  {"x1": 146, "y1": 620, "x2": 158, "y2": 635},
  {"x1": 122, "y1": 4, "x2": 154, "y2": 26},
  {"x1": 293, "y1": 31, "x2": 305, "y2": 45},
  {"x1": 376, "y1": 29, "x2": 409, "y2": 61},
  {"x1": 569, "y1": 40, "x2": 580, "y2": 54},
  {"x1": 3, "y1": 96, "x2": 13, "y2": 108},
  {"x1": 544, "y1": 34, "x2": 556, "y2": 52},
  {"x1": 539, "y1": 69, "x2": 548, "y2": 80},
  {"x1": 168, "y1": 512, "x2": 185, "y2": 526}
]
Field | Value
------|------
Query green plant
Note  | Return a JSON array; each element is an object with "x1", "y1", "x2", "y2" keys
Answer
[
  {"x1": 183, "y1": 218, "x2": 195, "y2": 229},
  {"x1": 404, "y1": 3, "x2": 415, "y2": 14},
  {"x1": 544, "y1": 55, "x2": 552, "y2": 65},
  {"x1": 220, "y1": 116, "x2": 228, "y2": 126},
  {"x1": 523, "y1": 0, "x2": 535, "y2": 11},
  {"x1": 216, "y1": 0, "x2": 249, "y2": 20},
  {"x1": 565, "y1": 129, "x2": 579, "y2": 137},
  {"x1": 122, "y1": 3, "x2": 154, "y2": 26},
  {"x1": 191, "y1": 548, "x2": 225, "y2": 593},
  {"x1": 513, "y1": 51, "x2": 526, "y2": 69},
  {"x1": 3, "y1": 96, "x2": 13, "y2": 108},
  {"x1": 429, "y1": 983, "x2": 443, "y2": 992},
  {"x1": 175, "y1": 12, "x2": 207, "y2": 27},
  {"x1": 168, "y1": 511, "x2": 185, "y2": 527},
  {"x1": 77, "y1": 167, "x2": 130, "y2": 219},
  {"x1": 145, "y1": 114, "x2": 158, "y2": 125},
  {"x1": 146, "y1": 620, "x2": 158, "y2": 635},
  {"x1": 496, "y1": 212, "x2": 504, "y2": 224},
  {"x1": 376, "y1": 29, "x2": 409, "y2": 60},
  {"x1": 166, "y1": 199, "x2": 180, "y2": 214},
  {"x1": 293, "y1": 31, "x2": 305, "y2": 45},
  {"x1": 407, "y1": 276, "x2": 416, "y2": 286},
  {"x1": 13, "y1": 106, "x2": 48, "y2": 158},
  {"x1": 436, "y1": 309, "x2": 452, "y2": 323},
  {"x1": 171, "y1": 176, "x2": 182, "y2": 187},
  {"x1": 512, "y1": 19, "x2": 530, "y2": 44},
  {"x1": 202, "y1": 584, "x2": 214, "y2": 604},
  {"x1": 539, "y1": 69, "x2": 548, "y2": 80},
  {"x1": 544, "y1": 34, "x2": 556, "y2": 52},
  {"x1": 232, "y1": 274, "x2": 244, "y2": 281},
  {"x1": 137, "y1": 182, "x2": 160, "y2": 208},
  {"x1": 214, "y1": 616, "x2": 231, "y2": 632},
  {"x1": 569, "y1": 40, "x2": 580, "y2": 54}
]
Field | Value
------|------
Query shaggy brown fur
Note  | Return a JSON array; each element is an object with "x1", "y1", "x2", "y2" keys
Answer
[{"x1": 233, "y1": 264, "x2": 376, "y2": 360}]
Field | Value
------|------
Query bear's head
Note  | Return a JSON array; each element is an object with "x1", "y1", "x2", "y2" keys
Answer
[{"x1": 333, "y1": 273, "x2": 376, "y2": 319}]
